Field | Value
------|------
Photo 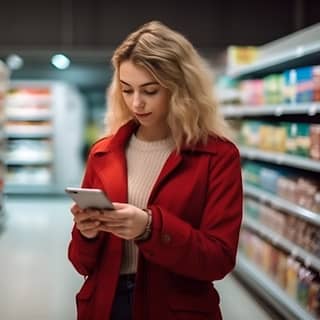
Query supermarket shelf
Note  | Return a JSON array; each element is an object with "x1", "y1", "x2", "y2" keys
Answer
[
  {"x1": 227, "y1": 23, "x2": 320, "y2": 79},
  {"x1": 240, "y1": 146, "x2": 320, "y2": 172},
  {"x1": 6, "y1": 132, "x2": 53, "y2": 139},
  {"x1": 222, "y1": 102, "x2": 320, "y2": 118},
  {"x1": 4, "y1": 184, "x2": 61, "y2": 195},
  {"x1": 6, "y1": 158, "x2": 53, "y2": 166},
  {"x1": 244, "y1": 184, "x2": 320, "y2": 226},
  {"x1": 6, "y1": 114, "x2": 52, "y2": 122},
  {"x1": 243, "y1": 217, "x2": 320, "y2": 271},
  {"x1": 235, "y1": 253, "x2": 317, "y2": 320}
]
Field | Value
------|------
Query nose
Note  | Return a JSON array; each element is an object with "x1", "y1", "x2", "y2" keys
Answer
[{"x1": 132, "y1": 92, "x2": 145, "y2": 109}]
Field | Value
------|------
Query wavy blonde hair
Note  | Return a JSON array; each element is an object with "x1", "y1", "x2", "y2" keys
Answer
[{"x1": 106, "y1": 21, "x2": 233, "y2": 149}]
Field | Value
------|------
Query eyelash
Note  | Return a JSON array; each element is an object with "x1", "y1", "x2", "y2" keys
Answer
[{"x1": 122, "y1": 90, "x2": 158, "y2": 95}]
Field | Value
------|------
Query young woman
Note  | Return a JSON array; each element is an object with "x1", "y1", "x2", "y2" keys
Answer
[{"x1": 68, "y1": 20, "x2": 243, "y2": 320}]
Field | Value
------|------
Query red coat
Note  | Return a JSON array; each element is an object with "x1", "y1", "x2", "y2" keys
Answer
[{"x1": 68, "y1": 120, "x2": 243, "y2": 320}]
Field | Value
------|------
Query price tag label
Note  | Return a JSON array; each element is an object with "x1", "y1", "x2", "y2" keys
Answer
[
  {"x1": 304, "y1": 256, "x2": 311, "y2": 268},
  {"x1": 291, "y1": 247, "x2": 298, "y2": 257},
  {"x1": 308, "y1": 103, "x2": 318, "y2": 116},
  {"x1": 275, "y1": 106, "x2": 283, "y2": 116}
]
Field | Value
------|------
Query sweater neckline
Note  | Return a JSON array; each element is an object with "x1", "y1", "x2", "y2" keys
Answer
[{"x1": 128, "y1": 134, "x2": 175, "y2": 151}]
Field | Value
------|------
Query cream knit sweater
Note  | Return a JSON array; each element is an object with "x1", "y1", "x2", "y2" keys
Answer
[{"x1": 120, "y1": 134, "x2": 175, "y2": 274}]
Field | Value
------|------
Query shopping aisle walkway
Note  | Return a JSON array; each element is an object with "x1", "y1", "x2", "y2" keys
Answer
[
  {"x1": 0, "y1": 196, "x2": 279, "y2": 320},
  {"x1": 0, "y1": 196, "x2": 82, "y2": 320}
]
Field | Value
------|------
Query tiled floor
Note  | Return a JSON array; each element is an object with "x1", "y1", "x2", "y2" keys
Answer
[{"x1": 0, "y1": 195, "x2": 279, "y2": 320}]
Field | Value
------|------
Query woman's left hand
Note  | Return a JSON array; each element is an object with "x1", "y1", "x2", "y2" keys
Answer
[{"x1": 96, "y1": 203, "x2": 148, "y2": 240}]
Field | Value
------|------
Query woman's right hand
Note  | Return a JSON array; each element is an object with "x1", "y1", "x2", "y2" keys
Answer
[{"x1": 70, "y1": 204, "x2": 102, "y2": 239}]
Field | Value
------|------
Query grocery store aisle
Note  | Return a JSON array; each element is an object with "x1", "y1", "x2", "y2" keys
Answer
[
  {"x1": 0, "y1": 195, "x2": 82, "y2": 320},
  {"x1": 0, "y1": 196, "x2": 279, "y2": 320}
]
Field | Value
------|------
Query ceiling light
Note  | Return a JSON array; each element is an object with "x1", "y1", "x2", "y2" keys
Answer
[
  {"x1": 6, "y1": 54, "x2": 24, "y2": 70},
  {"x1": 51, "y1": 54, "x2": 70, "y2": 69}
]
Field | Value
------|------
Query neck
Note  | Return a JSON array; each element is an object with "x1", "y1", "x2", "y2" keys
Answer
[{"x1": 136, "y1": 125, "x2": 171, "y2": 141}]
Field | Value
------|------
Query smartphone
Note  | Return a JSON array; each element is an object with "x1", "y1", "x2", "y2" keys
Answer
[{"x1": 65, "y1": 187, "x2": 115, "y2": 210}]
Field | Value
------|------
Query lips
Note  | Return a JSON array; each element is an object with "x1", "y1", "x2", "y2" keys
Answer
[{"x1": 135, "y1": 112, "x2": 152, "y2": 117}]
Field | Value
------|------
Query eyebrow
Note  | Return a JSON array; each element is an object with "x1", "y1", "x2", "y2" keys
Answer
[{"x1": 120, "y1": 80, "x2": 159, "y2": 87}]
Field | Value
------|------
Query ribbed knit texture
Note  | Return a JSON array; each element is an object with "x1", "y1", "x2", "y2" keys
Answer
[{"x1": 120, "y1": 134, "x2": 175, "y2": 274}]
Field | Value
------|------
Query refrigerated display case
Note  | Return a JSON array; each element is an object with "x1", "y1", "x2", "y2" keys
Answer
[{"x1": 4, "y1": 81, "x2": 86, "y2": 194}]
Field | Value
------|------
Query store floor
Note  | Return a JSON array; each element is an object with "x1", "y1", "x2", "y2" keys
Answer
[{"x1": 0, "y1": 195, "x2": 280, "y2": 320}]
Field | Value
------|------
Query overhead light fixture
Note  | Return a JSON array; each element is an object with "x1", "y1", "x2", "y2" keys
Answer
[
  {"x1": 6, "y1": 54, "x2": 24, "y2": 70},
  {"x1": 51, "y1": 54, "x2": 70, "y2": 70}
]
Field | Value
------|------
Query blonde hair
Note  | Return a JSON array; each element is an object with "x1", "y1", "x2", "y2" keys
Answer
[{"x1": 106, "y1": 20, "x2": 233, "y2": 149}]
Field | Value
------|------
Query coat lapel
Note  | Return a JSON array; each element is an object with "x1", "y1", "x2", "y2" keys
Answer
[
  {"x1": 93, "y1": 150, "x2": 128, "y2": 203},
  {"x1": 90, "y1": 120, "x2": 138, "y2": 203},
  {"x1": 148, "y1": 151, "x2": 183, "y2": 204}
]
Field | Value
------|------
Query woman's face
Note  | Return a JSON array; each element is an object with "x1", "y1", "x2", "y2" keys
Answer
[{"x1": 119, "y1": 60, "x2": 171, "y2": 140}]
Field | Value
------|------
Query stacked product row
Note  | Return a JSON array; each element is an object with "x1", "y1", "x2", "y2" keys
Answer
[
  {"x1": 239, "y1": 65, "x2": 320, "y2": 106},
  {"x1": 239, "y1": 120, "x2": 320, "y2": 160},
  {"x1": 239, "y1": 229, "x2": 320, "y2": 318},
  {"x1": 218, "y1": 64, "x2": 320, "y2": 106},
  {"x1": 245, "y1": 197, "x2": 319, "y2": 258},
  {"x1": 243, "y1": 161, "x2": 320, "y2": 213}
]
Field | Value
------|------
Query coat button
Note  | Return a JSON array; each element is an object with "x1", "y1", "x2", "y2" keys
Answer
[{"x1": 161, "y1": 233, "x2": 171, "y2": 244}]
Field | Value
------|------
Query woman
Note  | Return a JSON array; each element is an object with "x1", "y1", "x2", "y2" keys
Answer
[{"x1": 68, "y1": 20, "x2": 243, "y2": 320}]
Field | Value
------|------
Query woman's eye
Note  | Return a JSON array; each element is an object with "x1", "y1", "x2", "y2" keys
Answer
[
  {"x1": 122, "y1": 89, "x2": 133, "y2": 94},
  {"x1": 144, "y1": 90, "x2": 158, "y2": 95}
]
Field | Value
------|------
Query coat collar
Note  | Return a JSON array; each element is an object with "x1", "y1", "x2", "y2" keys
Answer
[{"x1": 92, "y1": 120, "x2": 219, "y2": 156}]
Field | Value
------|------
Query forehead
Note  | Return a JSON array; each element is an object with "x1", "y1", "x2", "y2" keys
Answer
[{"x1": 119, "y1": 60, "x2": 156, "y2": 86}]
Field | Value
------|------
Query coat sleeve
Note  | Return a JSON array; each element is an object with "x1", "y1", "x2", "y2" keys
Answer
[
  {"x1": 137, "y1": 143, "x2": 243, "y2": 281},
  {"x1": 67, "y1": 152, "x2": 106, "y2": 276}
]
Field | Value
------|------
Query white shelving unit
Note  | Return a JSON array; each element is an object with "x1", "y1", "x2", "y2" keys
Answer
[
  {"x1": 0, "y1": 61, "x2": 9, "y2": 230},
  {"x1": 223, "y1": 102, "x2": 320, "y2": 118},
  {"x1": 243, "y1": 217, "x2": 320, "y2": 271},
  {"x1": 227, "y1": 23, "x2": 320, "y2": 79},
  {"x1": 4, "y1": 81, "x2": 86, "y2": 194},
  {"x1": 245, "y1": 184, "x2": 320, "y2": 226},
  {"x1": 226, "y1": 23, "x2": 320, "y2": 320},
  {"x1": 240, "y1": 146, "x2": 320, "y2": 172},
  {"x1": 236, "y1": 254, "x2": 317, "y2": 320}
]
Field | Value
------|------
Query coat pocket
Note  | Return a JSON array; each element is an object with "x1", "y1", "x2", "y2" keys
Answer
[{"x1": 76, "y1": 276, "x2": 96, "y2": 320}]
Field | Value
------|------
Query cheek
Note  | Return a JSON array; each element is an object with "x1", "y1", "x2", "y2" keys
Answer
[
  {"x1": 158, "y1": 96, "x2": 170, "y2": 114},
  {"x1": 122, "y1": 95, "x2": 132, "y2": 108}
]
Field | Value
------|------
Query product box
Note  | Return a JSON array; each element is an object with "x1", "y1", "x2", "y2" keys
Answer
[
  {"x1": 283, "y1": 69, "x2": 297, "y2": 104},
  {"x1": 240, "y1": 79, "x2": 264, "y2": 105},
  {"x1": 227, "y1": 46, "x2": 259, "y2": 70},
  {"x1": 313, "y1": 66, "x2": 320, "y2": 101},
  {"x1": 310, "y1": 124, "x2": 320, "y2": 160},
  {"x1": 264, "y1": 74, "x2": 284, "y2": 105},
  {"x1": 296, "y1": 66, "x2": 314, "y2": 103}
]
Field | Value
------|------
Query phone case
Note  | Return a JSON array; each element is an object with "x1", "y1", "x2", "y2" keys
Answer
[{"x1": 65, "y1": 187, "x2": 114, "y2": 210}]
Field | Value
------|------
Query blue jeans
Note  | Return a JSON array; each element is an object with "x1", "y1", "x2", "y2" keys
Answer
[{"x1": 110, "y1": 274, "x2": 135, "y2": 320}]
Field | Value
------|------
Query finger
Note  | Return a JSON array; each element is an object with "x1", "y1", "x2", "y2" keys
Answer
[
  {"x1": 70, "y1": 203, "x2": 82, "y2": 216},
  {"x1": 101, "y1": 221, "x2": 126, "y2": 228},
  {"x1": 98, "y1": 210, "x2": 128, "y2": 222},
  {"x1": 77, "y1": 220, "x2": 101, "y2": 232},
  {"x1": 74, "y1": 210, "x2": 101, "y2": 223}
]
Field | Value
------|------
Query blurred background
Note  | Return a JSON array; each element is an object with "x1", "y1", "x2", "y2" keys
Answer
[{"x1": 0, "y1": 0, "x2": 320, "y2": 319}]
